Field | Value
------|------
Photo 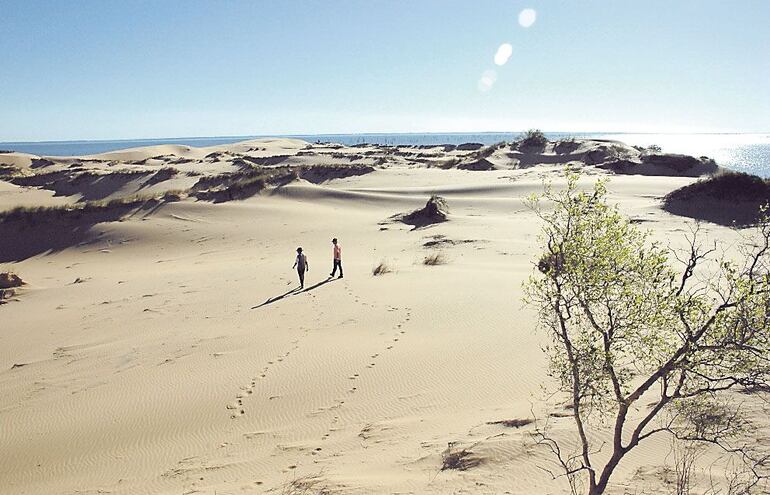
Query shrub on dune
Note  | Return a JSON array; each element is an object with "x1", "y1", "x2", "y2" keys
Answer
[
  {"x1": 663, "y1": 171, "x2": 770, "y2": 226},
  {"x1": 517, "y1": 128, "x2": 548, "y2": 150},
  {"x1": 395, "y1": 195, "x2": 449, "y2": 229},
  {"x1": 645, "y1": 144, "x2": 662, "y2": 153},
  {"x1": 667, "y1": 171, "x2": 770, "y2": 202},
  {"x1": 0, "y1": 271, "x2": 23, "y2": 289}
]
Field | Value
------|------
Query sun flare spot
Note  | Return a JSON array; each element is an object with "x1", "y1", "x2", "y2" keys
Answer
[
  {"x1": 477, "y1": 70, "x2": 497, "y2": 92},
  {"x1": 518, "y1": 8, "x2": 537, "y2": 28},
  {"x1": 494, "y1": 43, "x2": 513, "y2": 66}
]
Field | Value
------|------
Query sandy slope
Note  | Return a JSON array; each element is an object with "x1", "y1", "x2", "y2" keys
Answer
[{"x1": 0, "y1": 141, "x2": 763, "y2": 494}]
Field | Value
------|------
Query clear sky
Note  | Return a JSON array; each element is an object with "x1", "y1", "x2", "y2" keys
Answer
[{"x1": 1, "y1": 0, "x2": 769, "y2": 141}]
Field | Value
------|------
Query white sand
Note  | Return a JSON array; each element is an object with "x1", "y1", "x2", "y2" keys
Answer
[{"x1": 0, "y1": 140, "x2": 757, "y2": 494}]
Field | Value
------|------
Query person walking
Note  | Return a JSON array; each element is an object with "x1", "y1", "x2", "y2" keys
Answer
[
  {"x1": 292, "y1": 247, "x2": 309, "y2": 288},
  {"x1": 330, "y1": 238, "x2": 343, "y2": 278}
]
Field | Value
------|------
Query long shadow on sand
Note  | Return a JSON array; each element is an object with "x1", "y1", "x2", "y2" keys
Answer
[{"x1": 251, "y1": 277, "x2": 336, "y2": 309}]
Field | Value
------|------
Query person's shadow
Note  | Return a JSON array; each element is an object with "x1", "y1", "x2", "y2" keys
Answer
[{"x1": 251, "y1": 277, "x2": 336, "y2": 309}]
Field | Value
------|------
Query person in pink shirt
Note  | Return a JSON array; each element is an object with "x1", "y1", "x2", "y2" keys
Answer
[{"x1": 330, "y1": 238, "x2": 343, "y2": 278}]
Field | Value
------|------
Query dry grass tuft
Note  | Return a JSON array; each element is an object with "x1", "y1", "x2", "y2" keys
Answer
[
  {"x1": 372, "y1": 261, "x2": 392, "y2": 276},
  {"x1": 441, "y1": 443, "x2": 482, "y2": 471},
  {"x1": 423, "y1": 252, "x2": 447, "y2": 266},
  {"x1": 277, "y1": 473, "x2": 334, "y2": 495},
  {"x1": 486, "y1": 418, "x2": 533, "y2": 428}
]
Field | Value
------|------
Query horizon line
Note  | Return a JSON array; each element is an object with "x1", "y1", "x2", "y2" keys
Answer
[{"x1": 2, "y1": 130, "x2": 769, "y2": 145}]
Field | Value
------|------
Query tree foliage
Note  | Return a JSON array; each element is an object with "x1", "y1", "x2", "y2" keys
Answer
[{"x1": 524, "y1": 172, "x2": 770, "y2": 495}]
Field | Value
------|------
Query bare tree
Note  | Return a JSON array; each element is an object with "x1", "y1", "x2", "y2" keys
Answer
[{"x1": 524, "y1": 172, "x2": 770, "y2": 495}]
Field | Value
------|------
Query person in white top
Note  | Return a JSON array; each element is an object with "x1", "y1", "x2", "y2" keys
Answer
[{"x1": 292, "y1": 247, "x2": 309, "y2": 288}]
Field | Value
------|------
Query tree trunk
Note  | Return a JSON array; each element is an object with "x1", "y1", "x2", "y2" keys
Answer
[{"x1": 587, "y1": 451, "x2": 624, "y2": 495}]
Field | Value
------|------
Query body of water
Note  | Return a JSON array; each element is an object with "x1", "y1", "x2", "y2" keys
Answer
[{"x1": 2, "y1": 132, "x2": 769, "y2": 177}]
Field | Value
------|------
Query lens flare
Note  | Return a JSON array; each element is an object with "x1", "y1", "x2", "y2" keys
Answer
[
  {"x1": 478, "y1": 70, "x2": 497, "y2": 92},
  {"x1": 518, "y1": 8, "x2": 536, "y2": 28},
  {"x1": 494, "y1": 43, "x2": 513, "y2": 66}
]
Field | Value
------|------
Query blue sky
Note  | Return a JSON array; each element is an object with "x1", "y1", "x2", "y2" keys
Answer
[{"x1": 1, "y1": 0, "x2": 768, "y2": 141}]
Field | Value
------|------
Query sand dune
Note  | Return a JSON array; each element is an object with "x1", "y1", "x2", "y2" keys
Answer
[{"x1": 1, "y1": 138, "x2": 762, "y2": 494}]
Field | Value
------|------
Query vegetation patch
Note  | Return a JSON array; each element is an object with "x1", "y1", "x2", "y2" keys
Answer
[
  {"x1": 192, "y1": 168, "x2": 296, "y2": 203},
  {"x1": 526, "y1": 171, "x2": 770, "y2": 493},
  {"x1": 663, "y1": 172, "x2": 770, "y2": 226},
  {"x1": 457, "y1": 158, "x2": 495, "y2": 170},
  {"x1": 423, "y1": 252, "x2": 447, "y2": 265},
  {"x1": 645, "y1": 144, "x2": 662, "y2": 153},
  {"x1": 394, "y1": 195, "x2": 449, "y2": 229},
  {"x1": 298, "y1": 164, "x2": 375, "y2": 184},
  {"x1": 0, "y1": 272, "x2": 23, "y2": 289},
  {"x1": 0, "y1": 193, "x2": 177, "y2": 262},
  {"x1": 0, "y1": 194, "x2": 163, "y2": 224},
  {"x1": 30, "y1": 158, "x2": 55, "y2": 168},
  {"x1": 456, "y1": 142, "x2": 484, "y2": 151},
  {"x1": 372, "y1": 261, "x2": 391, "y2": 276},
  {"x1": 275, "y1": 473, "x2": 335, "y2": 495},
  {"x1": 0, "y1": 288, "x2": 16, "y2": 304},
  {"x1": 422, "y1": 235, "x2": 478, "y2": 248},
  {"x1": 667, "y1": 172, "x2": 770, "y2": 202},
  {"x1": 441, "y1": 443, "x2": 482, "y2": 471},
  {"x1": 486, "y1": 418, "x2": 533, "y2": 428},
  {"x1": 517, "y1": 128, "x2": 548, "y2": 150},
  {"x1": 554, "y1": 138, "x2": 581, "y2": 154},
  {"x1": 641, "y1": 153, "x2": 716, "y2": 173}
]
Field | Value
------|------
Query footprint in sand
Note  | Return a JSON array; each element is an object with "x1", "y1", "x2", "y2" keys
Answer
[
  {"x1": 228, "y1": 323, "x2": 316, "y2": 419},
  {"x1": 227, "y1": 403, "x2": 246, "y2": 418}
]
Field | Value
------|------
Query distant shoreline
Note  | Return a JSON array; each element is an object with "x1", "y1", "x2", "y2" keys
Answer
[
  {"x1": 1, "y1": 131, "x2": 766, "y2": 148},
  {"x1": 2, "y1": 132, "x2": 768, "y2": 177}
]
